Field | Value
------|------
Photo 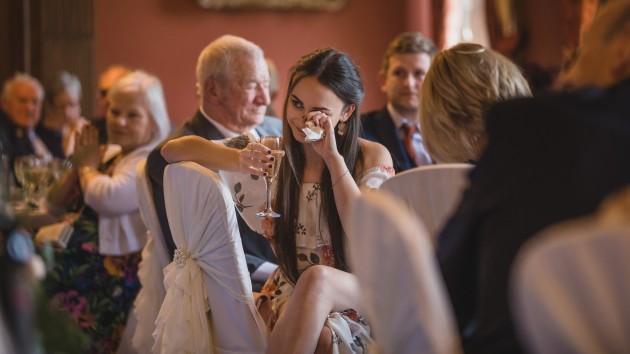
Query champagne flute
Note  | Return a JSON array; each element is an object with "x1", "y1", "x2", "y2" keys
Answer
[{"x1": 256, "y1": 136, "x2": 285, "y2": 218}]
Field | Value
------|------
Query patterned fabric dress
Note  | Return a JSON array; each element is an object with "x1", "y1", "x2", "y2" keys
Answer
[
  {"x1": 221, "y1": 164, "x2": 394, "y2": 353},
  {"x1": 43, "y1": 156, "x2": 142, "y2": 354}
]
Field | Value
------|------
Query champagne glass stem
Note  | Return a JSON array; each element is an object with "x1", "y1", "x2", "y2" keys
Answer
[{"x1": 265, "y1": 177, "x2": 272, "y2": 212}]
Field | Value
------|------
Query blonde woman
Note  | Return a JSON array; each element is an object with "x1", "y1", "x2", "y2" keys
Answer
[
  {"x1": 45, "y1": 70, "x2": 171, "y2": 353},
  {"x1": 420, "y1": 42, "x2": 532, "y2": 164}
]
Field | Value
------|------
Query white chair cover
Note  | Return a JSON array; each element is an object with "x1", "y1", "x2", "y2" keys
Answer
[
  {"x1": 122, "y1": 159, "x2": 170, "y2": 353},
  {"x1": 379, "y1": 163, "x2": 473, "y2": 243},
  {"x1": 511, "y1": 210, "x2": 630, "y2": 354},
  {"x1": 347, "y1": 192, "x2": 462, "y2": 354},
  {"x1": 153, "y1": 161, "x2": 267, "y2": 354}
]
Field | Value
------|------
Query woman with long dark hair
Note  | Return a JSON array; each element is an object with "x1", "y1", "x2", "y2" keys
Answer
[{"x1": 162, "y1": 48, "x2": 394, "y2": 353}]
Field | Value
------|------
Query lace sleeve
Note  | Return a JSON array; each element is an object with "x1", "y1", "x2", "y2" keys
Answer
[{"x1": 357, "y1": 165, "x2": 395, "y2": 190}]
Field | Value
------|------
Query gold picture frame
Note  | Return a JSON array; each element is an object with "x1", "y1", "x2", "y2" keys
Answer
[{"x1": 198, "y1": 0, "x2": 347, "y2": 11}]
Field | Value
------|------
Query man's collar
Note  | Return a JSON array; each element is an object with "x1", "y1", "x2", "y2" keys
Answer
[
  {"x1": 387, "y1": 103, "x2": 418, "y2": 129},
  {"x1": 199, "y1": 107, "x2": 260, "y2": 140}
]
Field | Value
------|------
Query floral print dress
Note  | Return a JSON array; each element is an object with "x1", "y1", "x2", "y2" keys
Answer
[
  {"x1": 43, "y1": 156, "x2": 142, "y2": 354},
  {"x1": 222, "y1": 164, "x2": 394, "y2": 353}
]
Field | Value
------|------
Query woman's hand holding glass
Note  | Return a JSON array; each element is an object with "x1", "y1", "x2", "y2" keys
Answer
[
  {"x1": 238, "y1": 141, "x2": 277, "y2": 177},
  {"x1": 240, "y1": 136, "x2": 285, "y2": 218}
]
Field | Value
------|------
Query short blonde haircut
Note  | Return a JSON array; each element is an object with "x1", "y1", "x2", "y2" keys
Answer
[{"x1": 421, "y1": 43, "x2": 531, "y2": 163}]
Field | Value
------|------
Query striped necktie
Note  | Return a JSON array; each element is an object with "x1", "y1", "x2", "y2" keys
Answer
[{"x1": 401, "y1": 123, "x2": 419, "y2": 166}]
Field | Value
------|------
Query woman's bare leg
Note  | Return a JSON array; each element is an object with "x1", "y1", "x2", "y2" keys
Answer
[{"x1": 266, "y1": 265, "x2": 361, "y2": 354}]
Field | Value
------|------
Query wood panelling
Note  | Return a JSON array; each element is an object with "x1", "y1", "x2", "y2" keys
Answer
[{"x1": 0, "y1": 0, "x2": 94, "y2": 118}]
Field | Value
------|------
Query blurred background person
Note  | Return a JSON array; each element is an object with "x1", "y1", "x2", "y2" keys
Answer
[
  {"x1": 361, "y1": 32, "x2": 438, "y2": 172},
  {"x1": 437, "y1": 2, "x2": 630, "y2": 352},
  {"x1": 0, "y1": 73, "x2": 64, "y2": 177},
  {"x1": 420, "y1": 42, "x2": 532, "y2": 164},
  {"x1": 94, "y1": 65, "x2": 133, "y2": 144},
  {"x1": 44, "y1": 70, "x2": 170, "y2": 353},
  {"x1": 42, "y1": 71, "x2": 88, "y2": 158}
]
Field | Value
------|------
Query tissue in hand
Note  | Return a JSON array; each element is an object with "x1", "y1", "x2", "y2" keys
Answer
[{"x1": 302, "y1": 121, "x2": 324, "y2": 142}]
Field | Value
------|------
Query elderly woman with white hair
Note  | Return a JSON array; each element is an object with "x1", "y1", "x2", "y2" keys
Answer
[
  {"x1": 41, "y1": 71, "x2": 89, "y2": 157},
  {"x1": 44, "y1": 70, "x2": 171, "y2": 353}
]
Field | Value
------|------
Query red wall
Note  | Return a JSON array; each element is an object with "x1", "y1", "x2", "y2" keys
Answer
[{"x1": 94, "y1": 0, "x2": 421, "y2": 125}]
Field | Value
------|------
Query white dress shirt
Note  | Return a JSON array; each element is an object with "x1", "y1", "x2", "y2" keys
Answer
[{"x1": 387, "y1": 104, "x2": 433, "y2": 166}]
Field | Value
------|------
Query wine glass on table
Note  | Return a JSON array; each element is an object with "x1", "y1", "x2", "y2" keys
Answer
[
  {"x1": 256, "y1": 136, "x2": 285, "y2": 218},
  {"x1": 14, "y1": 155, "x2": 51, "y2": 208}
]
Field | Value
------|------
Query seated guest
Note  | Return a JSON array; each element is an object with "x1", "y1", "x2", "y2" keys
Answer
[
  {"x1": 437, "y1": 2, "x2": 630, "y2": 353},
  {"x1": 361, "y1": 32, "x2": 438, "y2": 172},
  {"x1": 146, "y1": 35, "x2": 281, "y2": 288},
  {"x1": 161, "y1": 48, "x2": 394, "y2": 353},
  {"x1": 42, "y1": 71, "x2": 88, "y2": 157},
  {"x1": 44, "y1": 70, "x2": 170, "y2": 353},
  {"x1": 420, "y1": 42, "x2": 532, "y2": 163},
  {"x1": 0, "y1": 73, "x2": 64, "y2": 177}
]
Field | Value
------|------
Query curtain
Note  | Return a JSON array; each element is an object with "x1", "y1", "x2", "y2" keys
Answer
[
  {"x1": 485, "y1": 0, "x2": 521, "y2": 56},
  {"x1": 561, "y1": 0, "x2": 600, "y2": 69}
]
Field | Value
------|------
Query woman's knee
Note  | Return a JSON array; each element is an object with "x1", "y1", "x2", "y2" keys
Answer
[{"x1": 294, "y1": 265, "x2": 332, "y2": 298}]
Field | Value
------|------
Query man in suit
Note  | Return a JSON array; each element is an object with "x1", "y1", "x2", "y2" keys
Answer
[
  {"x1": 147, "y1": 35, "x2": 281, "y2": 287},
  {"x1": 1, "y1": 73, "x2": 64, "y2": 179},
  {"x1": 437, "y1": 2, "x2": 630, "y2": 353},
  {"x1": 361, "y1": 32, "x2": 437, "y2": 172}
]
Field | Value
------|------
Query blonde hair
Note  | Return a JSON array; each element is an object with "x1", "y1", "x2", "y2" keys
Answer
[
  {"x1": 108, "y1": 70, "x2": 171, "y2": 146},
  {"x1": 421, "y1": 43, "x2": 532, "y2": 163}
]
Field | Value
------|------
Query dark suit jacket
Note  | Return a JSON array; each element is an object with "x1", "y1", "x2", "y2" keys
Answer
[
  {"x1": 0, "y1": 113, "x2": 64, "y2": 180},
  {"x1": 93, "y1": 116, "x2": 108, "y2": 145},
  {"x1": 361, "y1": 107, "x2": 417, "y2": 173},
  {"x1": 437, "y1": 79, "x2": 630, "y2": 354},
  {"x1": 146, "y1": 110, "x2": 282, "y2": 274}
]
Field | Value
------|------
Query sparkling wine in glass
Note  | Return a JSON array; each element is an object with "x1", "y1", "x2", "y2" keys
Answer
[
  {"x1": 256, "y1": 136, "x2": 284, "y2": 218},
  {"x1": 14, "y1": 155, "x2": 51, "y2": 208}
]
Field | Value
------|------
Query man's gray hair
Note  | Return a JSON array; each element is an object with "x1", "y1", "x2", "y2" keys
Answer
[
  {"x1": 1, "y1": 72, "x2": 44, "y2": 103},
  {"x1": 195, "y1": 35, "x2": 265, "y2": 100}
]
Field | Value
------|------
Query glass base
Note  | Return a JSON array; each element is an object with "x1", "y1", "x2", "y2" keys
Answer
[{"x1": 256, "y1": 210, "x2": 281, "y2": 218}]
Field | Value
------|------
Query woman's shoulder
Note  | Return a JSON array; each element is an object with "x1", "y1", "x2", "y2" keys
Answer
[
  {"x1": 358, "y1": 138, "x2": 393, "y2": 170},
  {"x1": 356, "y1": 139, "x2": 395, "y2": 189}
]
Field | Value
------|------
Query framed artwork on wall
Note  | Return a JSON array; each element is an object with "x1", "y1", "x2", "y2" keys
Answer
[{"x1": 197, "y1": 0, "x2": 347, "y2": 11}]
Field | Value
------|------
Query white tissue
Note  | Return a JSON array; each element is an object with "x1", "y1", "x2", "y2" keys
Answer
[{"x1": 302, "y1": 121, "x2": 324, "y2": 142}]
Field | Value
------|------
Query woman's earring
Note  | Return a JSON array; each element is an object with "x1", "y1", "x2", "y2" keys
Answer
[{"x1": 337, "y1": 121, "x2": 347, "y2": 136}]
